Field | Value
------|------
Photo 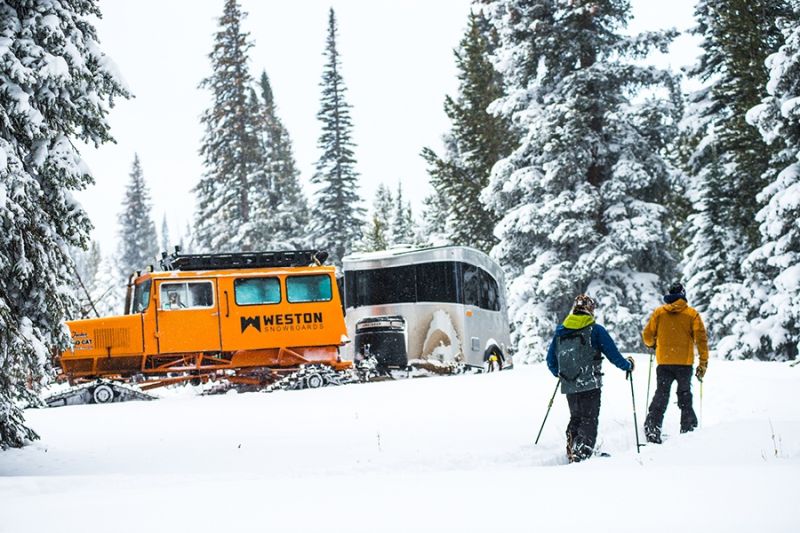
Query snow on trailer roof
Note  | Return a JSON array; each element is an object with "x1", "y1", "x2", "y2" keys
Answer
[{"x1": 343, "y1": 245, "x2": 504, "y2": 280}]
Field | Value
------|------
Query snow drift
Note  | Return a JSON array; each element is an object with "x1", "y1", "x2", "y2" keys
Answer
[{"x1": 0, "y1": 358, "x2": 797, "y2": 532}]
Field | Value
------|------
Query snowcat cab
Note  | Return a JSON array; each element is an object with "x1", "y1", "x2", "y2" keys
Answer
[{"x1": 50, "y1": 250, "x2": 351, "y2": 405}]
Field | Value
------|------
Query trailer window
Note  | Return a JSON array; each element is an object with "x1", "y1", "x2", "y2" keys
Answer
[
  {"x1": 480, "y1": 268, "x2": 500, "y2": 311},
  {"x1": 416, "y1": 262, "x2": 460, "y2": 304},
  {"x1": 287, "y1": 275, "x2": 332, "y2": 303},
  {"x1": 235, "y1": 277, "x2": 280, "y2": 305},
  {"x1": 132, "y1": 280, "x2": 151, "y2": 312},
  {"x1": 462, "y1": 264, "x2": 481, "y2": 307},
  {"x1": 160, "y1": 281, "x2": 214, "y2": 310},
  {"x1": 347, "y1": 265, "x2": 417, "y2": 308}
]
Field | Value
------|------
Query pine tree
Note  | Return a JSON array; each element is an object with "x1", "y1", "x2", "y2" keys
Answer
[
  {"x1": 309, "y1": 8, "x2": 365, "y2": 263},
  {"x1": 358, "y1": 184, "x2": 394, "y2": 252},
  {"x1": 70, "y1": 241, "x2": 102, "y2": 318},
  {"x1": 94, "y1": 251, "x2": 122, "y2": 316},
  {"x1": 390, "y1": 181, "x2": 415, "y2": 245},
  {"x1": 422, "y1": 11, "x2": 513, "y2": 254},
  {"x1": 194, "y1": 0, "x2": 259, "y2": 252},
  {"x1": 160, "y1": 215, "x2": 170, "y2": 254},
  {"x1": 483, "y1": 0, "x2": 681, "y2": 360},
  {"x1": 681, "y1": 0, "x2": 793, "y2": 343},
  {"x1": 181, "y1": 222, "x2": 194, "y2": 254},
  {"x1": 0, "y1": 0, "x2": 128, "y2": 448},
  {"x1": 249, "y1": 71, "x2": 309, "y2": 250},
  {"x1": 719, "y1": 13, "x2": 800, "y2": 361},
  {"x1": 70, "y1": 242, "x2": 120, "y2": 318},
  {"x1": 117, "y1": 154, "x2": 159, "y2": 281},
  {"x1": 417, "y1": 191, "x2": 451, "y2": 247}
]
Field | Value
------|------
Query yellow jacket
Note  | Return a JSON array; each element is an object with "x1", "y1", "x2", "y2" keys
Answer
[{"x1": 642, "y1": 300, "x2": 709, "y2": 367}]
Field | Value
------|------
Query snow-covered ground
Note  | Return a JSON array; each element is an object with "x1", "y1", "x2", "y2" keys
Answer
[{"x1": 1, "y1": 358, "x2": 798, "y2": 532}]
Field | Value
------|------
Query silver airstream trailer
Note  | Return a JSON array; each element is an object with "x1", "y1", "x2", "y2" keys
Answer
[{"x1": 341, "y1": 246, "x2": 512, "y2": 370}]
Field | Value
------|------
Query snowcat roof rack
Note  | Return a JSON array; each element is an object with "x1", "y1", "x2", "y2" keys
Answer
[{"x1": 159, "y1": 249, "x2": 329, "y2": 271}]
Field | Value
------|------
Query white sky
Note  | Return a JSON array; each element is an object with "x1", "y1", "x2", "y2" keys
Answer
[{"x1": 77, "y1": 0, "x2": 700, "y2": 255}]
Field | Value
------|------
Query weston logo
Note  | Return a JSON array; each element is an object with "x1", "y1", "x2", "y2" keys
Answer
[{"x1": 241, "y1": 312, "x2": 324, "y2": 333}]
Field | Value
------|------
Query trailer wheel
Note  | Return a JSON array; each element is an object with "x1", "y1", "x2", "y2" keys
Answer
[
  {"x1": 92, "y1": 384, "x2": 115, "y2": 404},
  {"x1": 305, "y1": 372, "x2": 325, "y2": 389}
]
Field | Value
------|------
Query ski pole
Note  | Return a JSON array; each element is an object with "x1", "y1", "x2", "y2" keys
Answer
[
  {"x1": 698, "y1": 375, "x2": 704, "y2": 427},
  {"x1": 628, "y1": 369, "x2": 642, "y2": 453},
  {"x1": 535, "y1": 378, "x2": 561, "y2": 445},
  {"x1": 645, "y1": 350, "x2": 654, "y2": 411}
]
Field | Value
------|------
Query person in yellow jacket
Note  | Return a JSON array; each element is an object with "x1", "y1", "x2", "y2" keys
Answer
[{"x1": 642, "y1": 282, "x2": 709, "y2": 444}]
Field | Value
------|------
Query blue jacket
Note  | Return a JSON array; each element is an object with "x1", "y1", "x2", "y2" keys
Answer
[{"x1": 546, "y1": 316, "x2": 632, "y2": 378}]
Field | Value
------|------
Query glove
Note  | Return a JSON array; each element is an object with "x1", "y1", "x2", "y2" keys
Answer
[
  {"x1": 695, "y1": 364, "x2": 707, "y2": 381},
  {"x1": 626, "y1": 356, "x2": 635, "y2": 372}
]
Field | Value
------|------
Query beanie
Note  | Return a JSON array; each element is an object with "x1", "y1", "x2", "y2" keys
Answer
[{"x1": 663, "y1": 282, "x2": 687, "y2": 304}]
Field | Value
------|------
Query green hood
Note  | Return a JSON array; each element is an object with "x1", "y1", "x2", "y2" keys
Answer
[{"x1": 562, "y1": 314, "x2": 595, "y2": 330}]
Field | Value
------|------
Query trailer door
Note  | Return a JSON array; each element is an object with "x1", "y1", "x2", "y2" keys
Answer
[{"x1": 155, "y1": 279, "x2": 222, "y2": 354}]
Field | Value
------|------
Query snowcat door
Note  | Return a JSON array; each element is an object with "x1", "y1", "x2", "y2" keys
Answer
[{"x1": 155, "y1": 279, "x2": 222, "y2": 354}]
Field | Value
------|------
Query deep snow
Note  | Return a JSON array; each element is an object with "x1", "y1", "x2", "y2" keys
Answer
[{"x1": 0, "y1": 358, "x2": 798, "y2": 532}]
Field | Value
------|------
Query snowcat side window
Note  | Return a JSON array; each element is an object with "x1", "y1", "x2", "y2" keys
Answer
[
  {"x1": 189, "y1": 282, "x2": 214, "y2": 307},
  {"x1": 234, "y1": 277, "x2": 281, "y2": 305},
  {"x1": 160, "y1": 281, "x2": 214, "y2": 310},
  {"x1": 286, "y1": 275, "x2": 332, "y2": 303},
  {"x1": 132, "y1": 280, "x2": 152, "y2": 313}
]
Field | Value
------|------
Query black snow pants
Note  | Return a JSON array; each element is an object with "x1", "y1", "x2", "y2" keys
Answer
[
  {"x1": 644, "y1": 364, "x2": 697, "y2": 439},
  {"x1": 566, "y1": 387, "x2": 601, "y2": 462}
]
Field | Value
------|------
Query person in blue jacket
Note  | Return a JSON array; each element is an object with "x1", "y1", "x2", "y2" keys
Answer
[{"x1": 546, "y1": 294, "x2": 634, "y2": 462}]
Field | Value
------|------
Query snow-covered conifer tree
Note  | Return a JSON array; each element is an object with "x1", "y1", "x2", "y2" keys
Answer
[
  {"x1": 69, "y1": 242, "x2": 119, "y2": 318},
  {"x1": 0, "y1": 0, "x2": 128, "y2": 448},
  {"x1": 417, "y1": 191, "x2": 450, "y2": 247},
  {"x1": 681, "y1": 0, "x2": 793, "y2": 342},
  {"x1": 358, "y1": 184, "x2": 394, "y2": 252},
  {"x1": 70, "y1": 243, "x2": 119, "y2": 318},
  {"x1": 422, "y1": 11, "x2": 513, "y2": 254},
  {"x1": 70, "y1": 241, "x2": 102, "y2": 318},
  {"x1": 483, "y1": 0, "x2": 681, "y2": 360},
  {"x1": 160, "y1": 215, "x2": 170, "y2": 254},
  {"x1": 361, "y1": 214, "x2": 389, "y2": 253},
  {"x1": 390, "y1": 182, "x2": 414, "y2": 246},
  {"x1": 194, "y1": 0, "x2": 259, "y2": 252},
  {"x1": 94, "y1": 252, "x2": 122, "y2": 316},
  {"x1": 718, "y1": 14, "x2": 800, "y2": 361},
  {"x1": 117, "y1": 154, "x2": 159, "y2": 281},
  {"x1": 309, "y1": 8, "x2": 364, "y2": 263},
  {"x1": 249, "y1": 71, "x2": 309, "y2": 250}
]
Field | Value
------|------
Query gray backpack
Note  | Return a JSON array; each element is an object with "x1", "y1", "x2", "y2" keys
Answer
[{"x1": 556, "y1": 326, "x2": 603, "y2": 394}]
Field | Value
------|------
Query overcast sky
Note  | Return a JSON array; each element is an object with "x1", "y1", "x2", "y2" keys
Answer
[{"x1": 77, "y1": 0, "x2": 700, "y2": 254}]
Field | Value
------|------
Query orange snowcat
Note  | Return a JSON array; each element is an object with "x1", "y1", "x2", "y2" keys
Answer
[{"x1": 47, "y1": 250, "x2": 352, "y2": 406}]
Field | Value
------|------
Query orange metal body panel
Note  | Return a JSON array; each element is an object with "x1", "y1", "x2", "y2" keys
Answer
[
  {"x1": 59, "y1": 265, "x2": 349, "y2": 386},
  {"x1": 215, "y1": 273, "x2": 344, "y2": 351},
  {"x1": 154, "y1": 277, "x2": 222, "y2": 354}
]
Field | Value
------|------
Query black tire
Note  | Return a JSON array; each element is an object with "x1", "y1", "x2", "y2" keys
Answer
[{"x1": 92, "y1": 384, "x2": 114, "y2": 404}]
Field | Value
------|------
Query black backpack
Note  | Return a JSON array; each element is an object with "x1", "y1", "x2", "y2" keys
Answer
[{"x1": 556, "y1": 326, "x2": 603, "y2": 394}]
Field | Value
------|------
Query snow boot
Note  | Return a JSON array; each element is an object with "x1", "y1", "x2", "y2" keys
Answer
[
  {"x1": 645, "y1": 425, "x2": 662, "y2": 444},
  {"x1": 678, "y1": 392, "x2": 698, "y2": 433}
]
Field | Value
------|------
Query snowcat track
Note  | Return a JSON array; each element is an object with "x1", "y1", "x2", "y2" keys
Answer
[
  {"x1": 265, "y1": 364, "x2": 361, "y2": 392},
  {"x1": 263, "y1": 357, "x2": 482, "y2": 393},
  {"x1": 43, "y1": 380, "x2": 155, "y2": 407}
]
